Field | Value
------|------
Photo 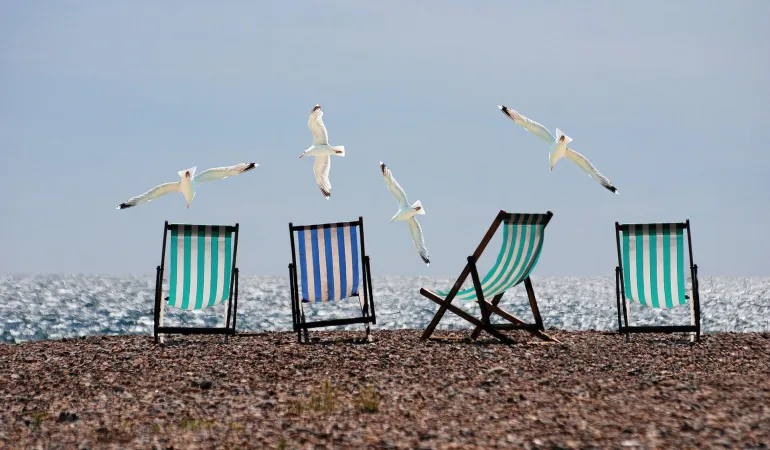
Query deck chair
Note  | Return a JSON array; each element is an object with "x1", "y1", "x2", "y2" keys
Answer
[
  {"x1": 153, "y1": 222, "x2": 240, "y2": 344},
  {"x1": 420, "y1": 210, "x2": 556, "y2": 343},
  {"x1": 615, "y1": 220, "x2": 701, "y2": 342},
  {"x1": 288, "y1": 217, "x2": 376, "y2": 343}
]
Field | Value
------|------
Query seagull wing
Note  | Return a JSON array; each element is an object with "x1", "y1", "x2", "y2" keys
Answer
[
  {"x1": 193, "y1": 162, "x2": 258, "y2": 185},
  {"x1": 406, "y1": 217, "x2": 430, "y2": 266},
  {"x1": 117, "y1": 181, "x2": 180, "y2": 209},
  {"x1": 313, "y1": 155, "x2": 332, "y2": 198},
  {"x1": 380, "y1": 162, "x2": 409, "y2": 208},
  {"x1": 564, "y1": 147, "x2": 619, "y2": 194},
  {"x1": 498, "y1": 105, "x2": 556, "y2": 144},
  {"x1": 308, "y1": 105, "x2": 329, "y2": 145}
]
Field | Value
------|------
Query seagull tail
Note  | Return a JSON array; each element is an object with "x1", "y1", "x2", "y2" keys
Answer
[
  {"x1": 411, "y1": 200, "x2": 425, "y2": 215},
  {"x1": 332, "y1": 145, "x2": 345, "y2": 156},
  {"x1": 554, "y1": 128, "x2": 573, "y2": 145},
  {"x1": 178, "y1": 166, "x2": 197, "y2": 179}
]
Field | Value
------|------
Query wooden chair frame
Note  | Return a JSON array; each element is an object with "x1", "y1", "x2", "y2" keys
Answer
[
  {"x1": 614, "y1": 220, "x2": 701, "y2": 342},
  {"x1": 420, "y1": 210, "x2": 556, "y2": 343},
  {"x1": 288, "y1": 217, "x2": 376, "y2": 344},
  {"x1": 153, "y1": 221, "x2": 240, "y2": 344}
]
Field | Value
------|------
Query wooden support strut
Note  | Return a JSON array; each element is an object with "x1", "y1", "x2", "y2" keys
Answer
[{"x1": 421, "y1": 211, "x2": 507, "y2": 340}]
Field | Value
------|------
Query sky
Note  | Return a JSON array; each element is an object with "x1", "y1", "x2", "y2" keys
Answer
[{"x1": 1, "y1": 1, "x2": 768, "y2": 276}]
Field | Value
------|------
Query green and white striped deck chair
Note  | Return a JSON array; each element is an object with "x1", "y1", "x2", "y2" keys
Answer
[
  {"x1": 420, "y1": 210, "x2": 556, "y2": 343},
  {"x1": 615, "y1": 220, "x2": 701, "y2": 342},
  {"x1": 153, "y1": 221, "x2": 241, "y2": 344}
]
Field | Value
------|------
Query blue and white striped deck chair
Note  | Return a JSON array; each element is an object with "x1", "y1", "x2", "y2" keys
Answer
[
  {"x1": 615, "y1": 220, "x2": 701, "y2": 342},
  {"x1": 288, "y1": 217, "x2": 376, "y2": 343},
  {"x1": 153, "y1": 222, "x2": 240, "y2": 344},
  {"x1": 420, "y1": 210, "x2": 556, "y2": 343}
]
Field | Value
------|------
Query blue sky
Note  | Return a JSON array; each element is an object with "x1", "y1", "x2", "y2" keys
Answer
[{"x1": 1, "y1": 1, "x2": 768, "y2": 276}]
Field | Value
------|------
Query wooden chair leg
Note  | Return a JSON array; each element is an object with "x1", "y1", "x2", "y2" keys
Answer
[
  {"x1": 421, "y1": 289, "x2": 514, "y2": 343},
  {"x1": 297, "y1": 301, "x2": 309, "y2": 344},
  {"x1": 624, "y1": 300, "x2": 631, "y2": 343},
  {"x1": 479, "y1": 299, "x2": 557, "y2": 342},
  {"x1": 471, "y1": 294, "x2": 504, "y2": 340},
  {"x1": 421, "y1": 264, "x2": 473, "y2": 340},
  {"x1": 524, "y1": 277, "x2": 544, "y2": 331}
]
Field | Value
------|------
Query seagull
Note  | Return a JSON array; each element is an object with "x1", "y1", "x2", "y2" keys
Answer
[
  {"x1": 498, "y1": 105, "x2": 619, "y2": 194},
  {"x1": 299, "y1": 104, "x2": 345, "y2": 199},
  {"x1": 117, "y1": 162, "x2": 258, "y2": 210},
  {"x1": 380, "y1": 161, "x2": 430, "y2": 266}
]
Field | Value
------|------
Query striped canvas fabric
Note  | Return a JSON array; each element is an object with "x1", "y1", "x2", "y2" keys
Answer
[
  {"x1": 439, "y1": 214, "x2": 549, "y2": 301},
  {"x1": 620, "y1": 224, "x2": 688, "y2": 309},
  {"x1": 296, "y1": 224, "x2": 360, "y2": 303},
  {"x1": 167, "y1": 225, "x2": 233, "y2": 310}
]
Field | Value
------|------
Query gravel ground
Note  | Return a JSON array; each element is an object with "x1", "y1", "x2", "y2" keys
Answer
[{"x1": 1, "y1": 329, "x2": 769, "y2": 449}]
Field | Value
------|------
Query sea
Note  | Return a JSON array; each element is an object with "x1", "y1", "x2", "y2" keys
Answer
[{"x1": 0, "y1": 275, "x2": 768, "y2": 343}]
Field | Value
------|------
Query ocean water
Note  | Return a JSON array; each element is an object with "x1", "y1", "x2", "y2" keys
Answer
[{"x1": 0, "y1": 275, "x2": 768, "y2": 343}]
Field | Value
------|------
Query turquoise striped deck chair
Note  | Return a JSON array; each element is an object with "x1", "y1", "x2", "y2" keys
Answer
[
  {"x1": 615, "y1": 220, "x2": 701, "y2": 342},
  {"x1": 420, "y1": 210, "x2": 556, "y2": 343},
  {"x1": 288, "y1": 217, "x2": 376, "y2": 343},
  {"x1": 153, "y1": 221, "x2": 240, "y2": 344}
]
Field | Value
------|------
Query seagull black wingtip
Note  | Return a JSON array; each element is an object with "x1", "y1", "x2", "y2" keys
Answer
[{"x1": 117, "y1": 203, "x2": 133, "y2": 210}]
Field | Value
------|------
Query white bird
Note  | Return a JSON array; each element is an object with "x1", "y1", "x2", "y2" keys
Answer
[
  {"x1": 498, "y1": 105, "x2": 619, "y2": 194},
  {"x1": 299, "y1": 104, "x2": 345, "y2": 199},
  {"x1": 117, "y1": 162, "x2": 258, "y2": 210},
  {"x1": 380, "y1": 162, "x2": 430, "y2": 266}
]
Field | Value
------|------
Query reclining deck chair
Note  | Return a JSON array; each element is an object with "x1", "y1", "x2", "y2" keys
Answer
[
  {"x1": 153, "y1": 222, "x2": 240, "y2": 344},
  {"x1": 615, "y1": 220, "x2": 701, "y2": 342},
  {"x1": 288, "y1": 217, "x2": 376, "y2": 343},
  {"x1": 420, "y1": 210, "x2": 556, "y2": 343}
]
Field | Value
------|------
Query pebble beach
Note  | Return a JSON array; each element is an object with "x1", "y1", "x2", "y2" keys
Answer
[{"x1": 2, "y1": 329, "x2": 769, "y2": 449}]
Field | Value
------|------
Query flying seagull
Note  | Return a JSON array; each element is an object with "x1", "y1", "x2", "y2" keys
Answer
[
  {"x1": 299, "y1": 104, "x2": 345, "y2": 199},
  {"x1": 498, "y1": 105, "x2": 619, "y2": 194},
  {"x1": 117, "y1": 162, "x2": 258, "y2": 210},
  {"x1": 380, "y1": 161, "x2": 430, "y2": 266}
]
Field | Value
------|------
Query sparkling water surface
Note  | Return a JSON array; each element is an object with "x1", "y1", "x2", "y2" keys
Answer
[{"x1": 1, "y1": 275, "x2": 768, "y2": 343}]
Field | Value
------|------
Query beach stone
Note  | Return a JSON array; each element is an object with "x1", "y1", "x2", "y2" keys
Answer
[
  {"x1": 56, "y1": 412, "x2": 78, "y2": 424},
  {"x1": 194, "y1": 380, "x2": 213, "y2": 390}
]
